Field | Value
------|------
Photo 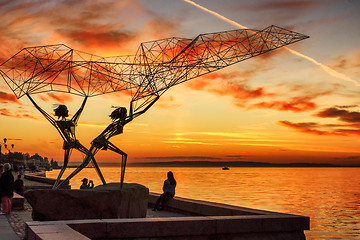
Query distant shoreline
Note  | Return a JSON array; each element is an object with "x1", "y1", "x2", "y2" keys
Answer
[
  {"x1": 53, "y1": 161, "x2": 360, "y2": 168},
  {"x1": 127, "y1": 161, "x2": 360, "y2": 168}
]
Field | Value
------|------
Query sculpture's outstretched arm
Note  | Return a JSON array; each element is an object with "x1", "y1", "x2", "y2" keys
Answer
[
  {"x1": 127, "y1": 95, "x2": 160, "y2": 122},
  {"x1": 26, "y1": 93, "x2": 56, "y2": 127},
  {"x1": 71, "y1": 96, "x2": 88, "y2": 124}
]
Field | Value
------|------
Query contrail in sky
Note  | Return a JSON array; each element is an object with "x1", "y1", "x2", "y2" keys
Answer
[{"x1": 184, "y1": 0, "x2": 360, "y2": 87}]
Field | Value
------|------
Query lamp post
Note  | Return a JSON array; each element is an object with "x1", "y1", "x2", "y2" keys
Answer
[{"x1": 0, "y1": 138, "x2": 14, "y2": 163}]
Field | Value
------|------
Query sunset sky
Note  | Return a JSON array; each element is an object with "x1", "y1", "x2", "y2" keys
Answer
[{"x1": 0, "y1": 0, "x2": 359, "y2": 165}]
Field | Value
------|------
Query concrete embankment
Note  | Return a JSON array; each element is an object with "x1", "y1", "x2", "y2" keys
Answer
[{"x1": 4, "y1": 171, "x2": 310, "y2": 240}]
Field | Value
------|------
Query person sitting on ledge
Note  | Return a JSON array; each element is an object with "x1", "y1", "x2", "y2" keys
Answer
[
  {"x1": 80, "y1": 178, "x2": 94, "y2": 189},
  {"x1": 153, "y1": 171, "x2": 176, "y2": 211}
]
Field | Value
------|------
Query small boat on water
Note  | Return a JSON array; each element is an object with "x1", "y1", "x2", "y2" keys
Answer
[{"x1": 222, "y1": 167, "x2": 230, "y2": 170}]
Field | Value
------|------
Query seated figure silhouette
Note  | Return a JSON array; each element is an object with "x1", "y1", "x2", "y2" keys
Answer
[{"x1": 153, "y1": 171, "x2": 177, "y2": 211}]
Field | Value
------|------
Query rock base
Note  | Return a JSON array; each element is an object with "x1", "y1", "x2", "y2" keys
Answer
[{"x1": 24, "y1": 183, "x2": 148, "y2": 221}]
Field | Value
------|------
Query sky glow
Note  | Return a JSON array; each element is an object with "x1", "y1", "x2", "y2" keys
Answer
[{"x1": 0, "y1": 0, "x2": 359, "y2": 165}]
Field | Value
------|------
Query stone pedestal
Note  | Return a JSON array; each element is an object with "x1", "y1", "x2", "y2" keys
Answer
[{"x1": 24, "y1": 183, "x2": 148, "y2": 221}]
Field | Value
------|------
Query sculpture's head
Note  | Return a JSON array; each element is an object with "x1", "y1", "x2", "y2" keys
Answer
[
  {"x1": 54, "y1": 105, "x2": 69, "y2": 119},
  {"x1": 110, "y1": 107, "x2": 127, "y2": 122}
]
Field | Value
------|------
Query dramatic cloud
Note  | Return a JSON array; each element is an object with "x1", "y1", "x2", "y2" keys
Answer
[
  {"x1": 187, "y1": 71, "x2": 274, "y2": 102},
  {"x1": 250, "y1": 96, "x2": 317, "y2": 112},
  {"x1": 278, "y1": 106, "x2": 360, "y2": 136},
  {"x1": 187, "y1": 70, "x2": 334, "y2": 113},
  {"x1": 142, "y1": 156, "x2": 221, "y2": 160},
  {"x1": 277, "y1": 121, "x2": 333, "y2": 135},
  {"x1": 0, "y1": 108, "x2": 38, "y2": 120},
  {"x1": 57, "y1": 28, "x2": 136, "y2": 49},
  {"x1": 39, "y1": 93, "x2": 73, "y2": 104},
  {"x1": 0, "y1": 0, "x2": 180, "y2": 60},
  {"x1": 316, "y1": 107, "x2": 360, "y2": 123},
  {"x1": 0, "y1": 91, "x2": 19, "y2": 104}
]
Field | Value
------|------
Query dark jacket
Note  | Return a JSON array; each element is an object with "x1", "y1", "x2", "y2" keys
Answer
[
  {"x1": 14, "y1": 179, "x2": 24, "y2": 195},
  {"x1": 0, "y1": 170, "x2": 14, "y2": 198}
]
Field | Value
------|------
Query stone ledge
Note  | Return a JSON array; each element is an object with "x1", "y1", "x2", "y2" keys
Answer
[
  {"x1": 26, "y1": 213, "x2": 309, "y2": 240},
  {"x1": 24, "y1": 183, "x2": 149, "y2": 221},
  {"x1": 12, "y1": 192, "x2": 24, "y2": 210},
  {"x1": 148, "y1": 193, "x2": 290, "y2": 217},
  {"x1": 23, "y1": 181, "x2": 310, "y2": 239},
  {"x1": 24, "y1": 172, "x2": 70, "y2": 188},
  {"x1": 25, "y1": 194, "x2": 309, "y2": 240},
  {"x1": 26, "y1": 223, "x2": 90, "y2": 240}
]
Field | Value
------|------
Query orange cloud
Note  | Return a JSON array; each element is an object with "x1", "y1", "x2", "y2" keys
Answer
[
  {"x1": 57, "y1": 27, "x2": 136, "y2": 50},
  {"x1": 187, "y1": 71, "x2": 274, "y2": 101},
  {"x1": 278, "y1": 106, "x2": 360, "y2": 136},
  {"x1": 277, "y1": 121, "x2": 333, "y2": 135},
  {"x1": 0, "y1": 108, "x2": 38, "y2": 120},
  {"x1": 0, "y1": 0, "x2": 179, "y2": 60},
  {"x1": 316, "y1": 107, "x2": 360, "y2": 123},
  {"x1": 250, "y1": 96, "x2": 317, "y2": 112},
  {"x1": 0, "y1": 91, "x2": 19, "y2": 104},
  {"x1": 39, "y1": 93, "x2": 74, "y2": 104}
]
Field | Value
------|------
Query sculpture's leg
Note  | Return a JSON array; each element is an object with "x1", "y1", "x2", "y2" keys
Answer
[
  {"x1": 90, "y1": 154, "x2": 107, "y2": 185},
  {"x1": 77, "y1": 144, "x2": 106, "y2": 185},
  {"x1": 52, "y1": 148, "x2": 72, "y2": 189},
  {"x1": 107, "y1": 141, "x2": 127, "y2": 189},
  {"x1": 55, "y1": 146, "x2": 100, "y2": 189}
]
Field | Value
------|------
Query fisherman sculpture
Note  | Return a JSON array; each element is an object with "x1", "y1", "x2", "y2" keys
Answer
[{"x1": 0, "y1": 25, "x2": 309, "y2": 188}]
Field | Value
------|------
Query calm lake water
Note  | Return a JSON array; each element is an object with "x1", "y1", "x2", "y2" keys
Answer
[{"x1": 46, "y1": 167, "x2": 360, "y2": 240}]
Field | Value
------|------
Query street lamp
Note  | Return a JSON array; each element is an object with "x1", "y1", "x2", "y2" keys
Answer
[{"x1": 0, "y1": 138, "x2": 14, "y2": 163}]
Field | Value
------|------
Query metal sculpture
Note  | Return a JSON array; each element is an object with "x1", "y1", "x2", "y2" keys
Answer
[
  {"x1": 0, "y1": 25, "x2": 308, "y2": 188},
  {"x1": 26, "y1": 95, "x2": 106, "y2": 189}
]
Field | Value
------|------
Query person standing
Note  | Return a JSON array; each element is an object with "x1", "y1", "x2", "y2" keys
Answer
[
  {"x1": 14, "y1": 174, "x2": 24, "y2": 195},
  {"x1": 153, "y1": 171, "x2": 176, "y2": 211},
  {"x1": 0, "y1": 163, "x2": 14, "y2": 214},
  {"x1": 0, "y1": 164, "x2": 3, "y2": 176},
  {"x1": 0, "y1": 164, "x2": 3, "y2": 213}
]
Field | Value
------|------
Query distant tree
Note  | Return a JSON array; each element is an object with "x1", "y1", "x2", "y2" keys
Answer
[
  {"x1": 31, "y1": 153, "x2": 43, "y2": 161},
  {"x1": 6, "y1": 151, "x2": 23, "y2": 160},
  {"x1": 24, "y1": 153, "x2": 30, "y2": 160}
]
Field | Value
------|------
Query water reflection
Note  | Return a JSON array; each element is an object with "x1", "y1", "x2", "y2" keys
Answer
[{"x1": 47, "y1": 167, "x2": 360, "y2": 240}]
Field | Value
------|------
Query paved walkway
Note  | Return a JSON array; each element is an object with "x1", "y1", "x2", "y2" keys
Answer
[
  {"x1": 0, "y1": 172, "x2": 52, "y2": 240},
  {"x1": 0, "y1": 214, "x2": 20, "y2": 240}
]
